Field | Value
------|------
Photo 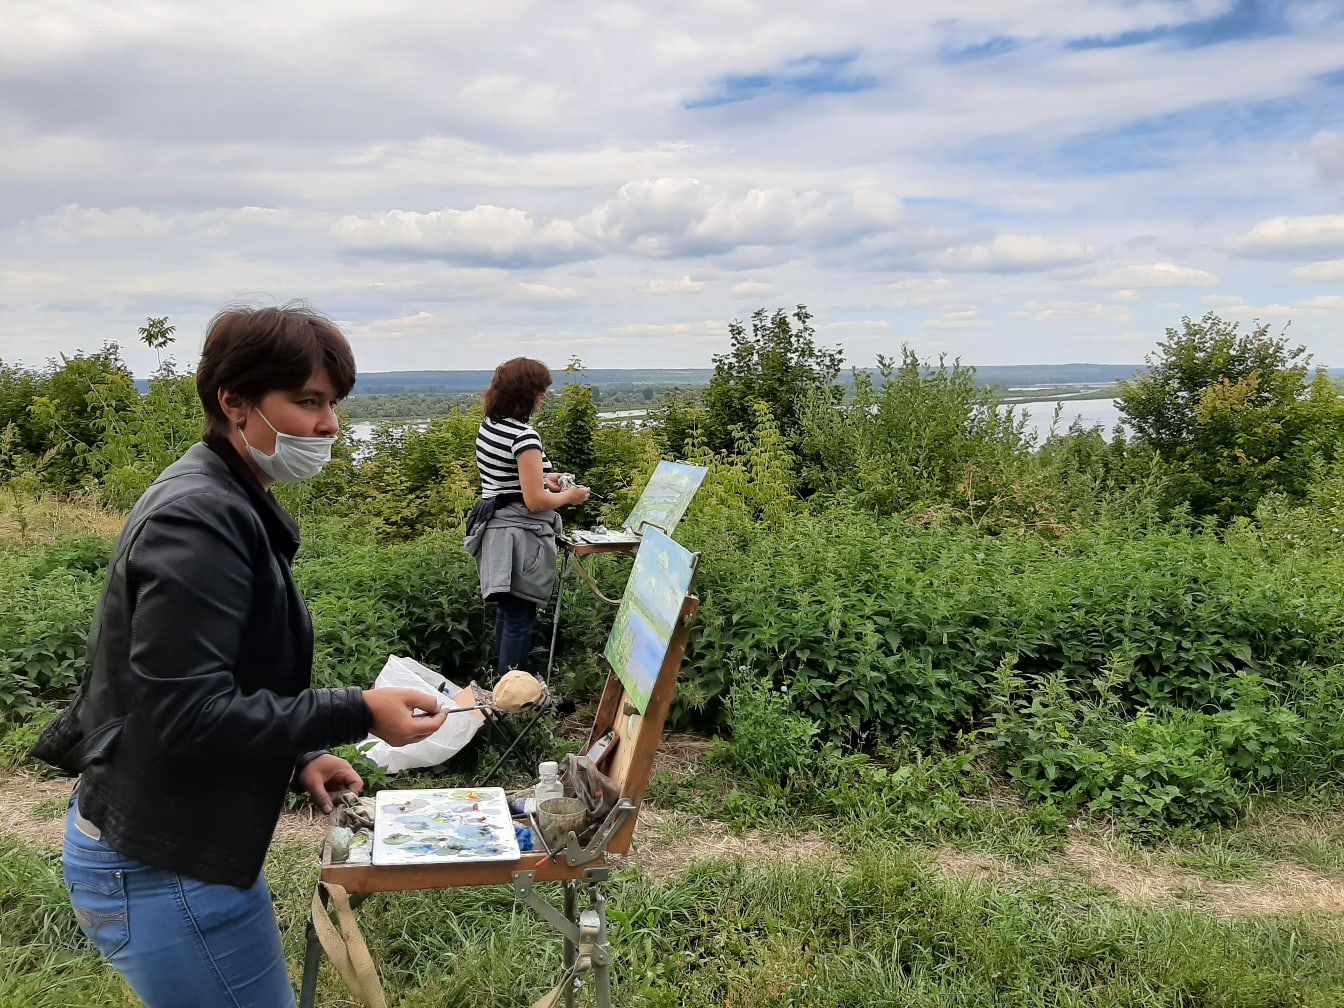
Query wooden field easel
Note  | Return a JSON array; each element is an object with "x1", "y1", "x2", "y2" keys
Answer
[{"x1": 299, "y1": 565, "x2": 700, "y2": 1008}]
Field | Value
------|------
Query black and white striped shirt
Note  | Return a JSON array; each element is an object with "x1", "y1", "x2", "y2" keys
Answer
[{"x1": 476, "y1": 417, "x2": 554, "y2": 498}]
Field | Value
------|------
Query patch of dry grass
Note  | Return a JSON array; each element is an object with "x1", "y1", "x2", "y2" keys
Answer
[
  {"x1": 929, "y1": 829, "x2": 1344, "y2": 924},
  {"x1": 0, "y1": 486, "x2": 124, "y2": 547}
]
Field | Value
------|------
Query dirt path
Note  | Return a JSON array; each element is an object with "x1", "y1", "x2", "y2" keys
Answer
[{"x1": 932, "y1": 840, "x2": 1344, "y2": 921}]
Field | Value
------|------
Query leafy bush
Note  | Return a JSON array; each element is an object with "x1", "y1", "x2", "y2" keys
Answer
[
  {"x1": 1119, "y1": 313, "x2": 1344, "y2": 521},
  {"x1": 712, "y1": 674, "x2": 821, "y2": 790},
  {"x1": 678, "y1": 509, "x2": 1344, "y2": 742},
  {"x1": 799, "y1": 349, "x2": 1038, "y2": 522},
  {"x1": 984, "y1": 658, "x2": 1320, "y2": 829},
  {"x1": 0, "y1": 553, "x2": 103, "y2": 722},
  {"x1": 296, "y1": 530, "x2": 494, "y2": 688},
  {"x1": 699, "y1": 305, "x2": 843, "y2": 453}
]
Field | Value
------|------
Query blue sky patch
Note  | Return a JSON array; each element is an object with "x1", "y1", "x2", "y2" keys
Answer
[
  {"x1": 687, "y1": 51, "x2": 878, "y2": 109},
  {"x1": 1068, "y1": 0, "x2": 1315, "y2": 51},
  {"x1": 939, "y1": 35, "x2": 1026, "y2": 63}
]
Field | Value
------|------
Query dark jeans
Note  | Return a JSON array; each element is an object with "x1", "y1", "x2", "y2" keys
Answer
[{"x1": 494, "y1": 593, "x2": 538, "y2": 679}]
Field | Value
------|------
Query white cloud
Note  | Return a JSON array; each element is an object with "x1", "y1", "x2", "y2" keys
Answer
[
  {"x1": 342, "y1": 311, "x2": 438, "y2": 341},
  {"x1": 1234, "y1": 214, "x2": 1344, "y2": 259},
  {"x1": 923, "y1": 309, "x2": 994, "y2": 330},
  {"x1": 7, "y1": 4, "x2": 1344, "y2": 369},
  {"x1": 335, "y1": 206, "x2": 595, "y2": 267},
  {"x1": 1305, "y1": 130, "x2": 1344, "y2": 183},
  {"x1": 825, "y1": 320, "x2": 893, "y2": 333},
  {"x1": 889, "y1": 277, "x2": 951, "y2": 294},
  {"x1": 1204, "y1": 295, "x2": 1344, "y2": 318},
  {"x1": 18, "y1": 204, "x2": 308, "y2": 244},
  {"x1": 577, "y1": 179, "x2": 905, "y2": 259},
  {"x1": 646, "y1": 275, "x2": 706, "y2": 295},
  {"x1": 1080, "y1": 262, "x2": 1218, "y2": 289},
  {"x1": 1204, "y1": 294, "x2": 1248, "y2": 307},
  {"x1": 513, "y1": 283, "x2": 579, "y2": 301},
  {"x1": 929, "y1": 234, "x2": 1097, "y2": 273},
  {"x1": 1302, "y1": 295, "x2": 1344, "y2": 310},
  {"x1": 1293, "y1": 259, "x2": 1344, "y2": 282},
  {"x1": 1014, "y1": 301, "x2": 1132, "y2": 323},
  {"x1": 609, "y1": 320, "x2": 725, "y2": 341}
]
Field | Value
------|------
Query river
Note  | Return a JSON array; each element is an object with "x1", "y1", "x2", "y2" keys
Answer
[
  {"x1": 348, "y1": 399, "x2": 1124, "y2": 452},
  {"x1": 1010, "y1": 398, "x2": 1124, "y2": 443}
]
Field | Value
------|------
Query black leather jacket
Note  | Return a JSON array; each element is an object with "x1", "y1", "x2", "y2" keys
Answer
[{"x1": 76, "y1": 436, "x2": 372, "y2": 888}]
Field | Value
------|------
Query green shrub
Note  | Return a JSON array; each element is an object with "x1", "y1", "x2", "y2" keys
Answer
[
  {"x1": 0, "y1": 561, "x2": 102, "y2": 722},
  {"x1": 296, "y1": 530, "x2": 494, "y2": 688},
  {"x1": 677, "y1": 510, "x2": 1344, "y2": 743},
  {"x1": 982, "y1": 663, "x2": 1310, "y2": 829},
  {"x1": 712, "y1": 674, "x2": 821, "y2": 790}
]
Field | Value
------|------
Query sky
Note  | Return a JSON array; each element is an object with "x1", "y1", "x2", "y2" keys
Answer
[{"x1": 2, "y1": 0, "x2": 1343, "y2": 377}]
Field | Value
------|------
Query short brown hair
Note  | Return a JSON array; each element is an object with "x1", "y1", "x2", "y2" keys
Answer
[
  {"x1": 196, "y1": 303, "x2": 357, "y2": 437},
  {"x1": 483, "y1": 357, "x2": 552, "y2": 422}
]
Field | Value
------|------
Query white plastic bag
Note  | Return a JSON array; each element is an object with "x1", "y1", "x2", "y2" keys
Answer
[{"x1": 358, "y1": 655, "x2": 483, "y2": 773}]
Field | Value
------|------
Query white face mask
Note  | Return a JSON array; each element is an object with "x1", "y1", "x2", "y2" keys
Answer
[{"x1": 241, "y1": 408, "x2": 336, "y2": 484}]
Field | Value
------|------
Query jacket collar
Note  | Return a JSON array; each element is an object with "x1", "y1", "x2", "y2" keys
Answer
[{"x1": 202, "y1": 434, "x2": 302, "y2": 562}]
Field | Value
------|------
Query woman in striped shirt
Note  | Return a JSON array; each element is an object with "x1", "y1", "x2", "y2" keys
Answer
[{"x1": 470, "y1": 357, "x2": 590, "y2": 678}]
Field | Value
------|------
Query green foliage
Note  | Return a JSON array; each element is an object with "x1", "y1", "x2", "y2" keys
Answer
[
  {"x1": 295, "y1": 531, "x2": 495, "y2": 688},
  {"x1": 537, "y1": 357, "x2": 598, "y2": 477},
  {"x1": 26, "y1": 344, "x2": 140, "y2": 491},
  {"x1": 300, "y1": 410, "x2": 483, "y2": 540},
  {"x1": 88, "y1": 365, "x2": 203, "y2": 509},
  {"x1": 800, "y1": 349, "x2": 1043, "y2": 524},
  {"x1": 0, "y1": 362, "x2": 47, "y2": 457},
  {"x1": 1119, "y1": 313, "x2": 1344, "y2": 520},
  {"x1": 679, "y1": 509, "x2": 1344, "y2": 751},
  {"x1": 643, "y1": 389, "x2": 707, "y2": 458},
  {"x1": 701, "y1": 305, "x2": 843, "y2": 452},
  {"x1": 714, "y1": 675, "x2": 820, "y2": 790},
  {"x1": 536, "y1": 358, "x2": 601, "y2": 524},
  {"x1": 1035, "y1": 420, "x2": 1174, "y2": 530},
  {"x1": 986, "y1": 662, "x2": 1247, "y2": 829},
  {"x1": 0, "y1": 540, "x2": 106, "y2": 723}
]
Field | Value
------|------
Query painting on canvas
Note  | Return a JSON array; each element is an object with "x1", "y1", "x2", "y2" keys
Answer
[
  {"x1": 602, "y1": 527, "x2": 696, "y2": 713},
  {"x1": 623, "y1": 461, "x2": 707, "y2": 536},
  {"x1": 372, "y1": 787, "x2": 521, "y2": 866}
]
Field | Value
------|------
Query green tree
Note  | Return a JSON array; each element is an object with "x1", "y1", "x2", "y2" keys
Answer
[
  {"x1": 0, "y1": 362, "x2": 45, "y2": 457},
  {"x1": 799, "y1": 348, "x2": 1034, "y2": 520},
  {"x1": 137, "y1": 316, "x2": 176, "y2": 369},
  {"x1": 27, "y1": 345, "x2": 139, "y2": 491},
  {"x1": 701, "y1": 306, "x2": 843, "y2": 452},
  {"x1": 1118, "y1": 313, "x2": 1344, "y2": 520},
  {"x1": 90, "y1": 364, "x2": 203, "y2": 509},
  {"x1": 539, "y1": 357, "x2": 598, "y2": 477}
]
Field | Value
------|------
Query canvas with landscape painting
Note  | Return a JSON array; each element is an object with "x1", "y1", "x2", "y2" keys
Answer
[
  {"x1": 623, "y1": 461, "x2": 707, "y2": 535},
  {"x1": 601, "y1": 526, "x2": 697, "y2": 713}
]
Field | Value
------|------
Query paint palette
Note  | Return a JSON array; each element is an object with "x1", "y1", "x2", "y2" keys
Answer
[{"x1": 372, "y1": 788, "x2": 521, "y2": 866}]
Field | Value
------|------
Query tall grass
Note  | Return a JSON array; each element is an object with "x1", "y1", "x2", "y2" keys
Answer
[{"x1": 4, "y1": 831, "x2": 1342, "y2": 1008}]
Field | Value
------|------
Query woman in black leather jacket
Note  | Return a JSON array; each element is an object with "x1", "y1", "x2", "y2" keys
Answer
[{"x1": 53, "y1": 305, "x2": 447, "y2": 1008}]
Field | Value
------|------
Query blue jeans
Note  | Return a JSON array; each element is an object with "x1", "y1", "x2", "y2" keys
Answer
[
  {"x1": 494, "y1": 593, "x2": 539, "y2": 679},
  {"x1": 62, "y1": 800, "x2": 296, "y2": 1008}
]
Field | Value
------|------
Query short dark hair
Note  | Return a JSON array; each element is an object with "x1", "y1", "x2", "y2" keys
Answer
[
  {"x1": 196, "y1": 304, "x2": 356, "y2": 438},
  {"x1": 483, "y1": 357, "x2": 552, "y2": 422}
]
